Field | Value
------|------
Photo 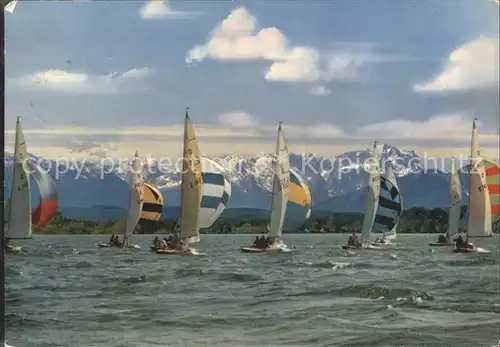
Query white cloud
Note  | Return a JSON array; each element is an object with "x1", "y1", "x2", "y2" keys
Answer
[
  {"x1": 139, "y1": 0, "x2": 196, "y2": 20},
  {"x1": 414, "y1": 36, "x2": 499, "y2": 92},
  {"x1": 217, "y1": 112, "x2": 258, "y2": 128},
  {"x1": 10, "y1": 67, "x2": 153, "y2": 94},
  {"x1": 357, "y1": 113, "x2": 499, "y2": 142},
  {"x1": 5, "y1": 113, "x2": 499, "y2": 159},
  {"x1": 310, "y1": 85, "x2": 332, "y2": 96},
  {"x1": 185, "y1": 7, "x2": 367, "y2": 83}
]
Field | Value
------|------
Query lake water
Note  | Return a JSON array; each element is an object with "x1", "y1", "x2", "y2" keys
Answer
[{"x1": 5, "y1": 234, "x2": 500, "y2": 347}]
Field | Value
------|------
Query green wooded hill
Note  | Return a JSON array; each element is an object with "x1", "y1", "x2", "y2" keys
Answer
[{"x1": 6, "y1": 206, "x2": 499, "y2": 235}]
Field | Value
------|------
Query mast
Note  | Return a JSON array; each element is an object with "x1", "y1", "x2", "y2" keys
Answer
[
  {"x1": 177, "y1": 107, "x2": 188, "y2": 241},
  {"x1": 465, "y1": 118, "x2": 477, "y2": 243}
]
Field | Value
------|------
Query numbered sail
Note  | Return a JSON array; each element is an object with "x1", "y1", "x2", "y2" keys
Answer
[
  {"x1": 28, "y1": 161, "x2": 58, "y2": 231},
  {"x1": 282, "y1": 167, "x2": 312, "y2": 231},
  {"x1": 268, "y1": 122, "x2": 290, "y2": 239},
  {"x1": 447, "y1": 158, "x2": 462, "y2": 240},
  {"x1": 179, "y1": 112, "x2": 203, "y2": 244},
  {"x1": 6, "y1": 117, "x2": 32, "y2": 240},
  {"x1": 373, "y1": 164, "x2": 403, "y2": 238},
  {"x1": 124, "y1": 151, "x2": 144, "y2": 237},
  {"x1": 360, "y1": 141, "x2": 381, "y2": 244},
  {"x1": 484, "y1": 158, "x2": 500, "y2": 222},
  {"x1": 466, "y1": 119, "x2": 492, "y2": 238},
  {"x1": 198, "y1": 157, "x2": 232, "y2": 229}
]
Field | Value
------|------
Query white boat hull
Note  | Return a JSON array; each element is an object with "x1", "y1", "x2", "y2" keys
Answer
[{"x1": 5, "y1": 245, "x2": 22, "y2": 253}]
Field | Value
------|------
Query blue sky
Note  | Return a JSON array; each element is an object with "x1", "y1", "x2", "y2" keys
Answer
[{"x1": 4, "y1": 0, "x2": 499, "y2": 160}]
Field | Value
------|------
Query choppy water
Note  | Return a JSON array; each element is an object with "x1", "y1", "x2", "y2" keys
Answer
[{"x1": 5, "y1": 234, "x2": 500, "y2": 347}]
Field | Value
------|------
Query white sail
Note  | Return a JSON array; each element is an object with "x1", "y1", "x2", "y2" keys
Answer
[
  {"x1": 4, "y1": 1, "x2": 17, "y2": 13},
  {"x1": 360, "y1": 141, "x2": 381, "y2": 244},
  {"x1": 179, "y1": 111, "x2": 203, "y2": 245},
  {"x1": 268, "y1": 122, "x2": 290, "y2": 240},
  {"x1": 6, "y1": 117, "x2": 32, "y2": 240},
  {"x1": 466, "y1": 118, "x2": 492, "y2": 238},
  {"x1": 123, "y1": 151, "x2": 144, "y2": 239},
  {"x1": 447, "y1": 157, "x2": 462, "y2": 240}
]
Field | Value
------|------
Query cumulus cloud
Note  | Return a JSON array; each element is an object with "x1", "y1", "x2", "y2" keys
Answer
[
  {"x1": 310, "y1": 85, "x2": 332, "y2": 96},
  {"x1": 10, "y1": 67, "x2": 153, "y2": 94},
  {"x1": 414, "y1": 36, "x2": 499, "y2": 92},
  {"x1": 139, "y1": 0, "x2": 196, "y2": 19},
  {"x1": 185, "y1": 7, "x2": 370, "y2": 83}
]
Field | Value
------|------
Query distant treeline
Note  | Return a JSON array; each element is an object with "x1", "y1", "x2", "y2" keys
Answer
[{"x1": 12, "y1": 206, "x2": 499, "y2": 235}]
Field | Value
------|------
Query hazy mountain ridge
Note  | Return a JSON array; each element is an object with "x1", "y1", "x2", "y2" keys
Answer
[{"x1": 4, "y1": 144, "x2": 475, "y2": 220}]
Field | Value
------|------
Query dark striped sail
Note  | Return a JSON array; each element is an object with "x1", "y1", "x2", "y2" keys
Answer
[
  {"x1": 372, "y1": 165, "x2": 403, "y2": 236},
  {"x1": 136, "y1": 183, "x2": 164, "y2": 233}
]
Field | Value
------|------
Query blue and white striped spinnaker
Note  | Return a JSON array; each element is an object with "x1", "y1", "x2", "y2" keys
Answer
[
  {"x1": 198, "y1": 157, "x2": 232, "y2": 229},
  {"x1": 372, "y1": 163, "x2": 403, "y2": 240}
]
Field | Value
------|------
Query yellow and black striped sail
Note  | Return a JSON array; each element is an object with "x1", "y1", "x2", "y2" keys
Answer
[{"x1": 140, "y1": 182, "x2": 164, "y2": 221}]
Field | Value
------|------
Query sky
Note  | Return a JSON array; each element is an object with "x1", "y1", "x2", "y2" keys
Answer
[{"x1": 4, "y1": 0, "x2": 500, "y2": 161}]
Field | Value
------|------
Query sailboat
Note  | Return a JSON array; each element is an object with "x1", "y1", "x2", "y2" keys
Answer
[
  {"x1": 5, "y1": 118, "x2": 32, "y2": 254},
  {"x1": 99, "y1": 151, "x2": 144, "y2": 249},
  {"x1": 371, "y1": 162, "x2": 403, "y2": 247},
  {"x1": 151, "y1": 157, "x2": 231, "y2": 252},
  {"x1": 429, "y1": 157, "x2": 461, "y2": 246},
  {"x1": 342, "y1": 141, "x2": 381, "y2": 250},
  {"x1": 454, "y1": 118, "x2": 492, "y2": 253},
  {"x1": 241, "y1": 121, "x2": 291, "y2": 253},
  {"x1": 157, "y1": 109, "x2": 203, "y2": 255}
]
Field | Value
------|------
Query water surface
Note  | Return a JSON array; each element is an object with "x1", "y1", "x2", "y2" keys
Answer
[{"x1": 6, "y1": 234, "x2": 500, "y2": 347}]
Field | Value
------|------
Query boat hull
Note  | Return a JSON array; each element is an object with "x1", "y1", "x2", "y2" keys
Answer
[
  {"x1": 156, "y1": 249, "x2": 190, "y2": 255},
  {"x1": 241, "y1": 247, "x2": 268, "y2": 253},
  {"x1": 428, "y1": 242, "x2": 454, "y2": 247},
  {"x1": 341, "y1": 245, "x2": 360, "y2": 250},
  {"x1": 5, "y1": 245, "x2": 22, "y2": 253},
  {"x1": 98, "y1": 243, "x2": 111, "y2": 248},
  {"x1": 453, "y1": 248, "x2": 476, "y2": 253},
  {"x1": 123, "y1": 244, "x2": 141, "y2": 249},
  {"x1": 342, "y1": 244, "x2": 382, "y2": 250}
]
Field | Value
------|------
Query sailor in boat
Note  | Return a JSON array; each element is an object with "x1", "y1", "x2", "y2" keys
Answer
[
  {"x1": 109, "y1": 234, "x2": 116, "y2": 245},
  {"x1": 151, "y1": 236, "x2": 160, "y2": 250},
  {"x1": 347, "y1": 234, "x2": 355, "y2": 246},
  {"x1": 455, "y1": 235, "x2": 473, "y2": 250},
  {"x1": 347, "y1": 234, "x2": 361, "y2": 248},
  {"x1": 251, "y1": 236, "x2": 260, "y2": 248},
  {"x1": 436, "y1": 234, "x2": 448, "y2": 243}
]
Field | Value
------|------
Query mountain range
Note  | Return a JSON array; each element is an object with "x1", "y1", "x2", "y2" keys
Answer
[{"x1": 4, "y1": 144, "x2": 479, "y2": 221}]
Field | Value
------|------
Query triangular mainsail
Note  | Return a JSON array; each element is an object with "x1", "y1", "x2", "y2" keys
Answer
[
  {"x1": 268, "y1": 122, "x2": 290, "y2": 241},
  {"x1": 466, "y1": 118, "x2": 492, "y2": 239},
  {"x1": 123, "y1": 151, "x2": 144, "y2": 244},
  {"x1": 179, "y1": 110, "x2": 203, "y2": 245},
  {"x1": 373, "y1": 163, "x2": 403, "y2": 241},
  {"x1": 447, "y1": 157, "x2": 461, "y2": 241},
  {"x1": 6, "y1": 117, "x2": 32, "y2": 240},
  {"x1": 360, "y1": 141, "x2": 381, "y2": 245}
]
